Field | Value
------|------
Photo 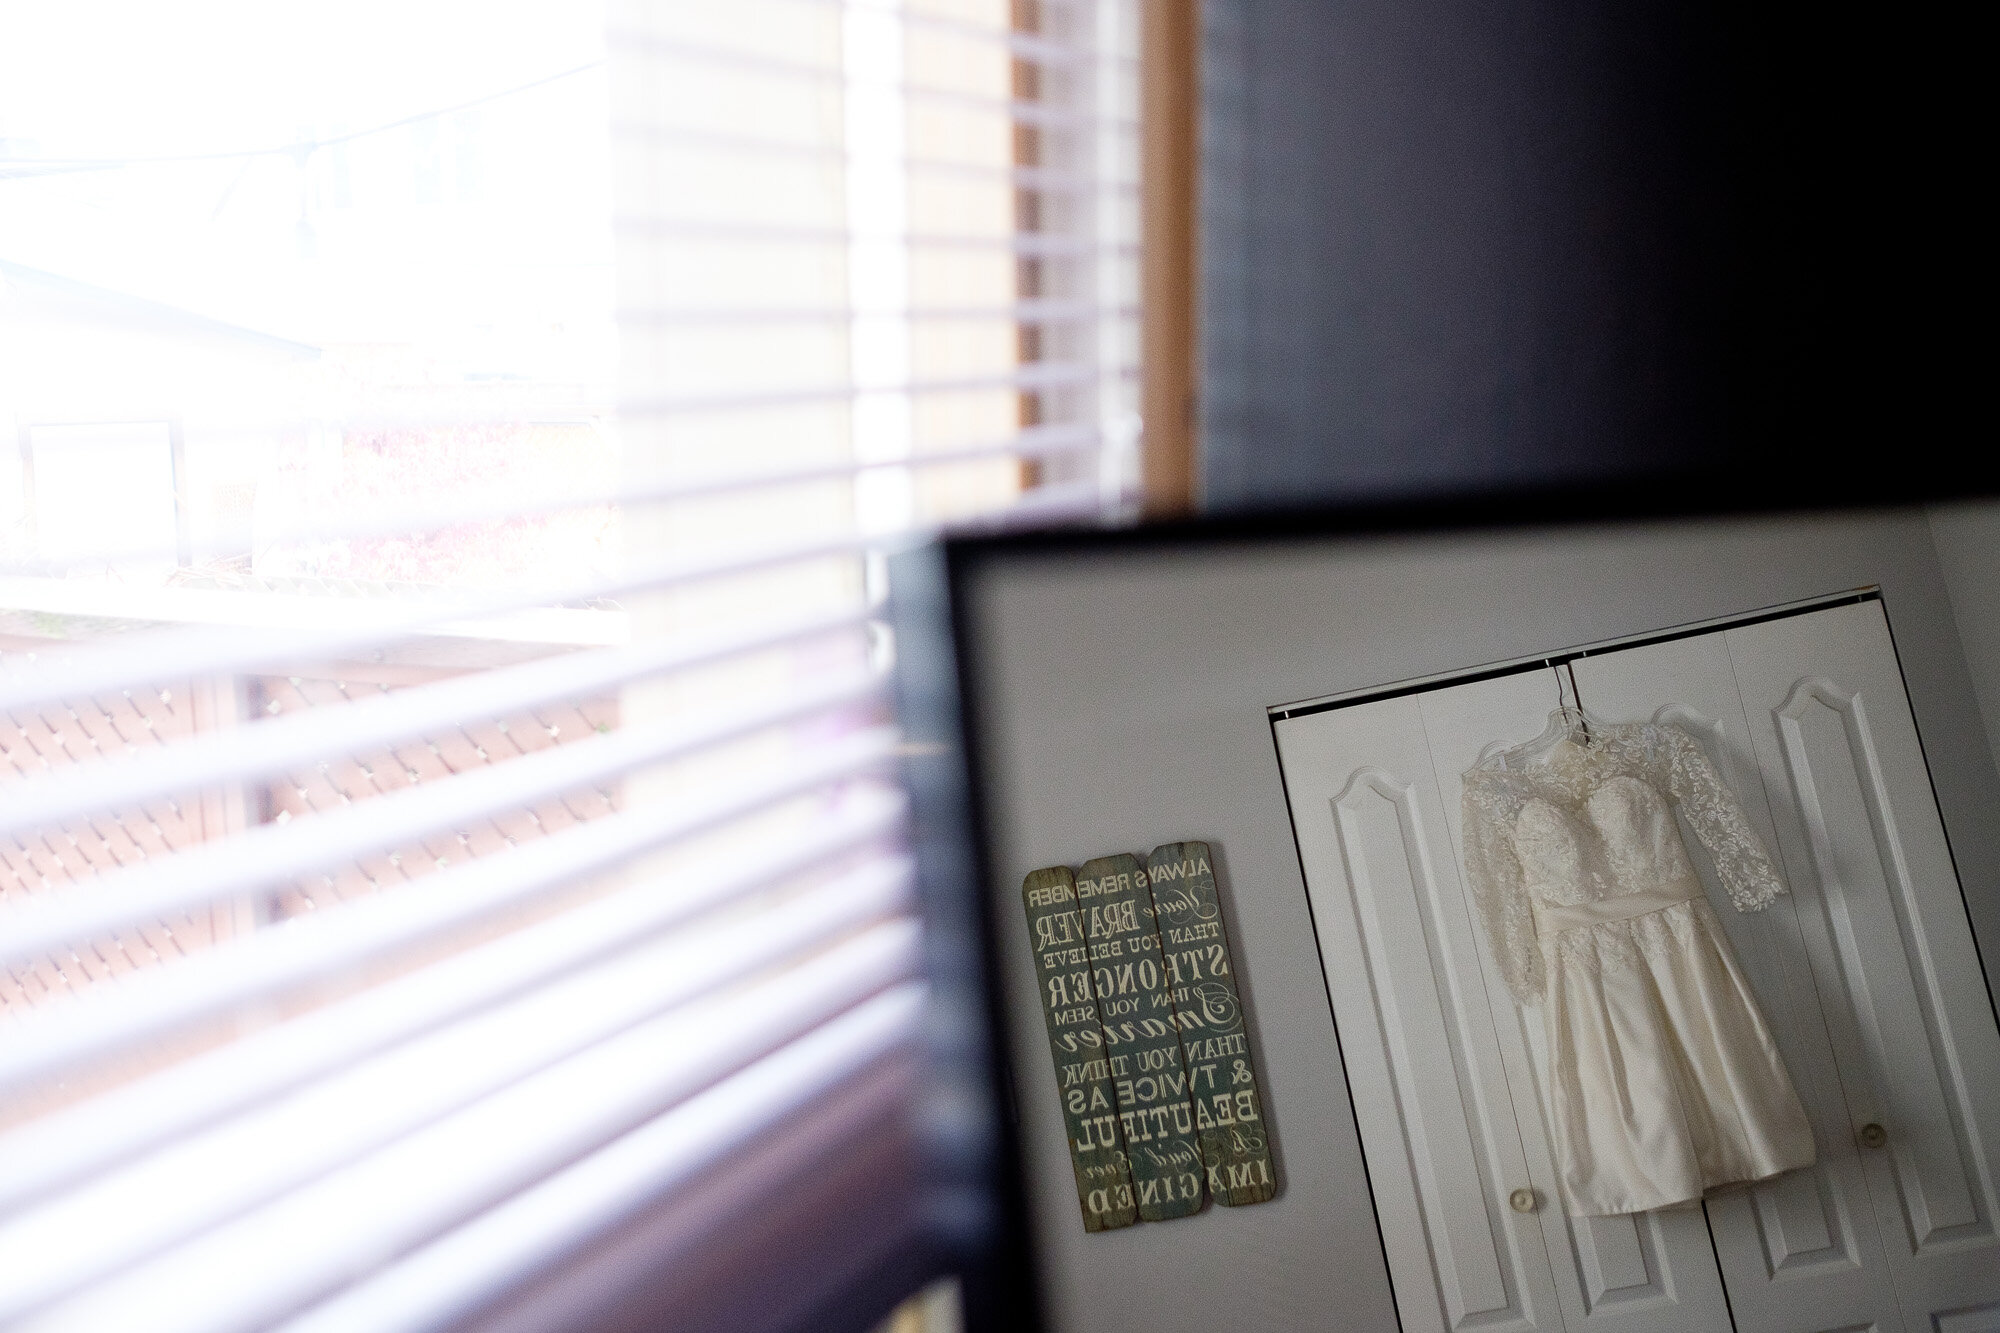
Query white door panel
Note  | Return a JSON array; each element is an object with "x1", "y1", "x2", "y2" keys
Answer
[
  {"x1": 1929, "y1": 1304, "x2": 2000, "y2": 1333},
  {"x1": 1724, "y1": 602, "x2": 2000, "y2": 1328},
  {"x1": 1572, "y1": 631, "x2": 1904, "y2": 1333},
  {"x1": 1279, "y1": 695, "x2": 1562, "y2": 1333}
]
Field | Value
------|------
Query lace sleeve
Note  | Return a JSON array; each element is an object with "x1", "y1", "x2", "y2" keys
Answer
[
  {"x1": 1460, "y1": 780, "x2": 1543, "y2": 1005},
  {"x1": 1660, "y1": 726, "x2": 1786, "y2": 911}
]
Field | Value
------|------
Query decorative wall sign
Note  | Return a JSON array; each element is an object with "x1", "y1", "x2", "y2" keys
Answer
[
  {"x1": 1025, "y1": 844, "x2": 1276, "y2": 1230},
  {"x1": 1020, "y1": 865, "x2": 1139, "y2": 1231},
  {"x1": 1146, "y1": 841, "x2": 1277, "y2": 1205},
  {"x1": 1077, "y1": 853, "x2": 1205, "y2": 1221}
]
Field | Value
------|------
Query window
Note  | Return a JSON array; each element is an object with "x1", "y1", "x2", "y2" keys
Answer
[{"x1": 0, "y1": 1, "x2": 1138, "y2": 1327}]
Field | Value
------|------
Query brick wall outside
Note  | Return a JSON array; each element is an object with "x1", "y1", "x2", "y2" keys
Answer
[{"x1": 1, "y1": 652, "x2": 619, "y2": 1016}]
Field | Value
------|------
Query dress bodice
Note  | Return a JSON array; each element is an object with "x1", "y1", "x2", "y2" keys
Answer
[
  {"x1": 1462, "y1": 722, "x2": 1786, "y2": 1003},
  {"x1": 1514, "y1": 774, "x2": 1703, "y2": 908}
]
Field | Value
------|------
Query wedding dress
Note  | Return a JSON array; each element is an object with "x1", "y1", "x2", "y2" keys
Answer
[{"x1": 1461, "y1": 716, "x2": 1816, "y2": 1215}]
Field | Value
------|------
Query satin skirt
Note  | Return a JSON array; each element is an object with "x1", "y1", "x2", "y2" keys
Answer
[{"x1": 1539, "y1": 894, "x2": 1817, "y2": 1215}]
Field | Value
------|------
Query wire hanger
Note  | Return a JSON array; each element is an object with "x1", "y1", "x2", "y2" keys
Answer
[
  {"x1": 1473, "y1": 659, "x2": 1603, "y2": 770},
  {"x1": 1559, "y1": 659, "x2": 1592, "y2": 746}
]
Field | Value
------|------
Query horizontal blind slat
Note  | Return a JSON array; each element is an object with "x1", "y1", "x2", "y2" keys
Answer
[
  {"x1": 617, "y1": 362, "x2": 1114, "y2": 418},
  {"x1": 0, "y1": 909, "x2": 919, "y2": 1321},
  {"x1": 275, "y1": 989, "x2": 923, "y2": 1333},
  {"x1": 0, "y1": 527, "x2": 902, "y2": 715},
  {"x1": 618, "y1": 300, "x2": 1122, "y2": 326},
  {"x1": 15, "y1": 960, "x2": 923, "y2": 1332},
  {"x1": 968, "y1": 476, "x2": 1110, "y2": 528},
  {"x1": 608, "y1": 32, "x2": 1127, "y2": 128},
  {"x1": 0, "y1": 609, "x2": 870, "y2": 841},
  {"x1": 0, "y1": 786, "x2": 906, "y2": 1117},
  {"x1": 0, "y1": 687, "x2": 892, "y2": 971},
  {"x1": 1, "y1": 421, "x2": 1098, "y2": 579},
  {"x1": 771, "y1": 0, "x2": 1107, "y2": 67},
  {"x1": 609, "y1": 121, "x2": 1137, "y2": 191},
  {"x1": 614, "y1": 219, "x2": 1126, "y2": 257},
  {"x1": 620, "y1": 2, "x2": 1096, "y2": 66}
]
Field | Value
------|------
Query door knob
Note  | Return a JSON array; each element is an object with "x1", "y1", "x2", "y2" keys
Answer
[
  {"x1": 1858, "y1": 1123, "x2": 1888, "y2": 1149},
  {"x1": 1509, "y1": 1187, "x2": 1538, "y2": 1213}
]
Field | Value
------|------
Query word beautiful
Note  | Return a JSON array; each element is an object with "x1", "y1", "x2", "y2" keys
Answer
[{"x1": 1020, "y1": 841, "x2": 1276, "y2": 1232}]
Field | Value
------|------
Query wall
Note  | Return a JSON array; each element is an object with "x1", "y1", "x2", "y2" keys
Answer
[
  {"x1": 957, "y1": 510, "x2": 2000, "y2": 1332},
  {"x1": 1195, "y1": 0, "x2": 1955, "y2": 509},
  {"x1": 1929, "y1": 501, "x2": 2000, "y2": 780}
]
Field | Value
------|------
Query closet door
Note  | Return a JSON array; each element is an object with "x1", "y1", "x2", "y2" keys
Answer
[
  {"x1": 1278, "y1": 694, "x2": 1566, "y2": 1333},
  {"x1": 1278, "y1": 680, "x2": 1732, "y2": 1333},
  {"x1": 1721, "y1": 602, "x2": 2000, "y2": 1330},
  {"x1": 1571, "y1": 629, "x2": 1904, "y2": 1333},
  {"x1": 1419, "y1": 673, "x2": 1734, "y2": 1333}
]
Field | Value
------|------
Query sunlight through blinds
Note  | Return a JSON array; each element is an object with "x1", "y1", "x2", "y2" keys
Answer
[{"x1": 0, "y1": 0, "x2": 1138, "y2": 1328}]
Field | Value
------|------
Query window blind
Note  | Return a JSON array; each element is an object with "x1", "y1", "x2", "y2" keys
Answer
[{"x1": 0, "y1": 1, "x2": 1137, "y2": 1330}]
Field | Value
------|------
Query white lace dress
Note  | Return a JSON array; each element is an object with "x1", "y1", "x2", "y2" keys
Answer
[{"x1": 1461, "y1": 723, "x2": 1816, "y2": 1215}]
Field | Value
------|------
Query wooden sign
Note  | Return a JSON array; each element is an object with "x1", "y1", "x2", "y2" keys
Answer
[
  {"x1": 1021, "y1": 866, "x2": 1138, "y2": 1231},
  {"x1": 1077, "y1": 853, "x2": 1205, "y2": 1221},
  {"x1": 1147, "y1": 841, "x2": 1277, "y2": 1205}
]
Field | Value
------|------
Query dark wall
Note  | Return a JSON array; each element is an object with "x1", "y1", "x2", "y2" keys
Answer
[{"x1": 1197, "y1": 0, "x2": 1948, "y2": 508}]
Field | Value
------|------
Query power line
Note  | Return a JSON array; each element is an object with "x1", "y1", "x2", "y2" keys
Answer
[{"x1": 0, "y1": 60, "x2": 606, "y2": 181}]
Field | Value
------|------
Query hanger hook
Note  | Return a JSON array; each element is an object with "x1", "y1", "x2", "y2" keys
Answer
[{"x1": 1562, "y1": 659, "x2": 1591, "y2": 744}]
